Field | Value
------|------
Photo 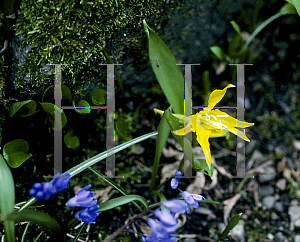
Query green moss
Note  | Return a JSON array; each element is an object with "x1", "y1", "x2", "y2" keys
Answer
[{"x1": 14, "y1": 0, "x2": 163, "y2": 93}]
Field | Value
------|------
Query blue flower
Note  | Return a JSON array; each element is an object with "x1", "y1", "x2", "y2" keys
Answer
[
  {"x1": 170, "y1": 171, "x2": 182, "y2": 189},
  {"x1": 50, "y1": 172, "x2": 71, "y2": 194},
  {"x1": 181, "y1": 191, "x2": 205, "y2": 213},
  {"x1": 174, "y1": 171, "x2": 182, "y2": 179},
  {"x1": 75, "y1": 204, "x2": 100, "y2": 224},
  {"x1": 142, "y1": 200, "x2": 188, "y2": 242},
  {"x1": 65, "y1": 184, "x2": 97, "y2": 208},
  {"x1": 170, "y1": 178, "x2": 179, "y2": 189},
  {"x1": 29, "y1": 182, "x2": 52, "y2": 201},
  {"x1": 29, "y1": 172, "x2": 71, "y2": 201},
  {"x1": 161, "y1": 200, "x2": 188, "y2": 214}
]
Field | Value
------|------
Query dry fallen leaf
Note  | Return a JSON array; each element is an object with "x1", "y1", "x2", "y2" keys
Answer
[
  {"x1": 223, "y1": 193, "x2": 242, "y2": 224},
  {"x1": 276, "y1": 178, "x2": 286, "y2": 191},
  {"x1": 204, "y1": 169, "x2": 218, "y2": 190},
  {"x1": 186, "y1": 172, "x2": 205, "y2": 195}
]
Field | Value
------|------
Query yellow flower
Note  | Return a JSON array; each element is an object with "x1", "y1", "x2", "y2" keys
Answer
[{"x1": 154, "y1": 84, "x2": 254, "y2": 168}]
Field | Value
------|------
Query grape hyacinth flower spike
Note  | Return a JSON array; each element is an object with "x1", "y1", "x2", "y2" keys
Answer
[{"x1": 29, "y1": 172, "x2": 71, "y2": 201}]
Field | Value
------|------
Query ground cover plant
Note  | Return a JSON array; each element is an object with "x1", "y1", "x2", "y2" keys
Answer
[{"x1": 1, "y1": 0, "x2": 300, "y2": 241}]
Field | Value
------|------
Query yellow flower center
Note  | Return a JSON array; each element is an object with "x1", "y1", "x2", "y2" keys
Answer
[{"x1": 196, "y1": 112, "x2": 229, "y2": 130}]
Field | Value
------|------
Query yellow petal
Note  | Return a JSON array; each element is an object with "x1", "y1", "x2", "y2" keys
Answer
[
  {"x1": 225, "y1": 125, "x2": 251, "y2": 142},
  {"x1": 207, "y1": 84, "x2": 235, "y2": 108},
  {"x1": 209, "y1": 129, "x2": 226, "y2": 137},
  {"x1": 173, "y1": 117, "x2": 192, "y2": 135},
  {"x1": 154, "y1": 108, "x2": 164, "y2": 115},
  {"x1": 195, "y1": 124, "x2": 212, "y2": 168},
  {"x1": 210, "y1": 109, "x2": 254, "y2": 128}
]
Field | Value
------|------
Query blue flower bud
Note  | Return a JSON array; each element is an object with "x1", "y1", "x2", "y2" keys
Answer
[{"x1": 170, "y1": 178, "x2": 179, "y2": 189}]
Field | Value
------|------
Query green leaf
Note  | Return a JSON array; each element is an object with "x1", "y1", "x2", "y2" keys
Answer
[
  {"x1": 210, "y1": 46, "x2": 225, "y2": 60},
  {"x1": 228, "y1": 35, "x2": 243, "y2": 56},
  {"x1": 230, "y1": 47, "x2": 250, "y2": 63},
  {"x1": 3, "y1": 139, "x2": 33, "y2": 168},
  {"x1": 39, "y1": 102, "x2": 67, "y2": 128},
  {"x1": 218, "y1": 213, "x2": 242, "y2": 241},
  {"x1": 192, "y1": 159, "x2": 214, "y2": 179},
  {"x1": 150, "y1": 191, "x2": 167, "y2": 203},
  {"x1": 280, "y1": 2, "x2": 297, "y2": 15},
  {"x1": 73, "y1": 100, "x2": 91, "y2": 114},
  {"x1": 42, "y1": 84, "x2": 72, "y2": 104},
  {"x1": 90, "y1": 89, "x2": 106, "y2": 105},
  {"x1": 0, "y1": 154, "x2": 15, "y2": 242},
  {"x1": 97, "y1": 195, "x2": 148, "y2": 212},
  {"x1": 116, "y1": 118, "x2": 130, "y2": 140},
  {"x1": 89, "y1": 168, "x2": 144, "y2": 212},
  {"x1": 64, "y1": 130, "x2": 80, "y2": 148},
  {"x1": 230, "y1": 20, "x2": 242, "y2": 36},
  {"x1": 9, "y1": 100, "x2": 39, "y2": 117},
  {"x1": 3, "y1": 210, "x2": 63, "y2": 236},
  {"x1": 288, "y1": 0, "x2": 300, "y2": 14},
  {"x1": 149, "y1": 114, "x2": 170, "y2": 192},
  {"x1": 143, "y1": 20, "x2": 184, "y2": 115}
]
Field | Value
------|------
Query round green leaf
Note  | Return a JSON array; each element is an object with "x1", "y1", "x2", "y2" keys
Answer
[
  {"x1": 73, "y1": 100, "x2": 91, "y2": 114},
  {"x1": 116, "y1": 118, "x2": 130, "y2": 140},
  {"x1": 9, "y1": 100, "x2": 39, "y2": 118},
  {"x1": 39, "y1": 102, "x2": 67, "y2": 128},
  {"x1": 279, "y1": 3, "x2": 297, "y2": 15},
  {"x1": 64, "y1": 130, "x2": 80, "y2": 148},
  {"x1": 42, "y1": 84, "x2": 72, "y2": 104},
  {"x1": 90, "y1": 89, "x2": 106, "y2": 105},
  {"x1": 3, "y1": 139, "x2": 33, "y2": 168}
]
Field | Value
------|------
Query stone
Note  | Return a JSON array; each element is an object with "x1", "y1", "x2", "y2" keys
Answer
[
  {"x1": 194, "y1": 207, "x2": 213, "y2": 215},
  {"x1": 275, "y1": 232, "x2": 288, "y2": 242},
  {"x1": 274, "y1": 202, "x2": 284, "y2": 212},
  {"x1": 294, "y1": 235, "x2": 300, "y2": 242},
  {"x1": 232, "y1": 223, "x2": 245, "y2": 242},
  {"x1": 276, "y1": 179, "x2": 286, "y2": 190},
  {"x1": 258, "y1": 166, "x2": 276, "y2": 183},
  {"x1": 262, "y1": 195, "x2": 276, "y2": 209},
  {"x1": 259, "y1": 185, "x2": 275, "y2": 197},
  {"x1": 294, "y1": 219, "x2": 300, "y2": 228}
]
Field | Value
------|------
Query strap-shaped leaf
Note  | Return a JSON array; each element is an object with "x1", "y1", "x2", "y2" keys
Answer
[
  {"x1": 97, "y1": 195, "x2": 148, "y2": 212},
  {"x1": 3, "y1": 210, "x2": 63, "y2": 236},
  {"x1": 89, "y1": 167, "x2": 143, "y2": 212},
  {"x1": 0, "y1": 154, "x2": 15, "y2": 242},
  {"x1": 218, "y1": 213, "x2": 242, "y2": 241},
  {"x1": 143, "y1": 20, "x2": 184, "y2": 115}
]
